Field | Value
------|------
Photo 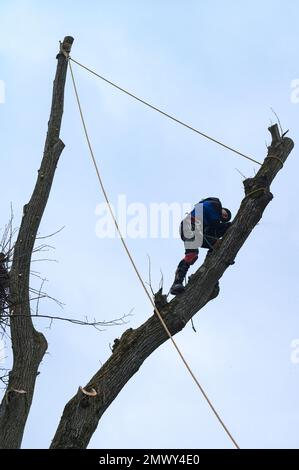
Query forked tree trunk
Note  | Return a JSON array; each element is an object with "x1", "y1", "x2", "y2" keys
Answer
[
  {"x1": 0, "y1": 36, "x2": 74, "y2": 449},
  {"x1": 0, "y1": 35, "x2": 294, "y2": 451}
]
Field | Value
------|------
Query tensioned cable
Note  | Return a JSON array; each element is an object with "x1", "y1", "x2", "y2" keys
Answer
[
  {"x1": 67, "y1": 57, "x2": 240, "y2": 450},
  {"x1": 70, "y1": 56, "x2": 262, "y2": 166}
]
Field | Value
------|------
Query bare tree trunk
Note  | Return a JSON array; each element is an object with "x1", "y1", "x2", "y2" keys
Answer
[
  {"x1": 50, "y1": 127, "x2": 294, "y2": 449},
  {"x1": 0, "y1": 36, "x2": 74, "y2": 449}
]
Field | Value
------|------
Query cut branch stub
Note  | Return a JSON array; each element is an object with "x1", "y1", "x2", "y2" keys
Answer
[
  {"x1": 268, "y1": 123, "x2": 282, "y2": 148},
  {"x1": 57, "y1": 36, "x2": 74, "y2": 58},
  {"x1": 62, "y1": 36, "x2": 74, "y2": 53}
]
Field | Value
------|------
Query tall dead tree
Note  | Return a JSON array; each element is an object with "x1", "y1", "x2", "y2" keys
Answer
[
  {"x1": 0, "y1": 36, "x2": 74, "y2": 449},
  {"x1": 0, "y1": 35, "x2": 294, "y2": 449},
  {"x1": 50, "y1": 127, "x2": 294, "y2": 448}
]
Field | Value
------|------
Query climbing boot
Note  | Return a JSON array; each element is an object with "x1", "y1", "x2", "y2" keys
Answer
[
  {"x1": 170, "y1": 260, "x2": 190, "y2": 295},
  {"x1": 170, "y1": 283, "x2": 185, "y2": 295}
]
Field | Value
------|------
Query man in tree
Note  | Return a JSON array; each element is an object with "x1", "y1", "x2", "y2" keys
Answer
[{"x1": 170, "y1": 197, "x2": 232, "y2": 295}]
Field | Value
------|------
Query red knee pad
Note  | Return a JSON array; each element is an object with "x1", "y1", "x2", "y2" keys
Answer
[{"x1": 184, "y1": 253, "x2": 198, "y2": 265}]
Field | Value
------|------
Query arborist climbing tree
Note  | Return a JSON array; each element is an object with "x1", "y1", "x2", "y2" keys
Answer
[
  {"x1": 170, "y1": 197, "x2": 232, "y2": 295},
  {"x1": 0, "y1": 36, "x2": 295, "y2": 451}
]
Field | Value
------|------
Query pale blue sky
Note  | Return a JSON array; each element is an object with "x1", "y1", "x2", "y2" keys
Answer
[{"x1": 0, "y1": 0, "x2": 299, "y2": 449}]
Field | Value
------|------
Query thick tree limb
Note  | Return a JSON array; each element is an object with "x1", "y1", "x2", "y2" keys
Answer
[
  {"x1": 0, "y1": 36, "x2": 74, "y2": 449},
  {"x1": 51, "y1": 126, "x2": 294, "y2": 449}
]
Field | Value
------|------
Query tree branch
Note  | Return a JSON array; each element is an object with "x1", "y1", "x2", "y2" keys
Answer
[
  {"x1": 0, "y1": 36, "x2": 74, "y2": 449},
  {"x1": 0, "y1": 312, "x2": 131, "y2": 329},
  {"x1": 51, "y1": 127, "x2": 294, "y2": 449}
]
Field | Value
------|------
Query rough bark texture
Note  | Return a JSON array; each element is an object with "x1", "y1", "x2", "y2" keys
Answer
[
  {"x1": 0, "y1": 253, "x2": 9, "y2": 315},
  {"x1": 0, "y1": 36, "x2": 74, "y2": 449},
  {"x1": 51, "y1": 126, "x2": 294, "y2": 449}
]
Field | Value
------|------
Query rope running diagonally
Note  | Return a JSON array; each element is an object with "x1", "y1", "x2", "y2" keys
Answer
[
  {"x1": 69, "y1": 56, "x2": 262, "y2": 167},
  {"x1": 66, "y1": 56, "x2": 240, "y2": 450}
]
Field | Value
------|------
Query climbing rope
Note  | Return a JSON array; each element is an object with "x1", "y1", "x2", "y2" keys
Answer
[
  {"x1": 264, "y1": 155, "x2": 284, "y2": 168},
  {"x1": 67, "y1": 53, "x2": 241, "y2": 449},
  {"x1": 66, "y1": 55, "x2": 240, "y2": 449},
  {"x1": 245, "y1": 188, "x2": 267, "y2": 198},
  {"x1": 69, "y1": 57, "x2": 262, "y2": 167}
]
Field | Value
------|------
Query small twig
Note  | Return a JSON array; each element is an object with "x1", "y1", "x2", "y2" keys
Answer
[
  {"x1": 146, "y1": 254, "x2": 155, "y2": 296},
  {"x1": 35, "y1": 278, "x2": 47, "y2": 315},
  {"x1": 270, "y1": 108, "x2": 283, "y2": 135},
  {"x1": 36, "y1": 226, "x2": 65, "y2": 240},
  {"x1": 159, "y1": 269, "x2": 164, "y2": 291},
  {"x1": 33, "y1": 244, "x2": 56, "y2": 253},
  {"x1": 31, "y1": 258, "x2": 59, "y2": 263},
  {"x1": 30, "y1": 271, "x2": 46, "y2": 281},
  {"x1": 235, "y1": 168, "x2": 246, "y2": 180},
  {"x1": 29, "y1": 287, "x2": 64, "y2": 308},
  {"x1": 0, "y1": 368, "x2": 10, "y2": 388}
]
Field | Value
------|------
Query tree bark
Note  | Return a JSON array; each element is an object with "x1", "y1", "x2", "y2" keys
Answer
[
  {"x1": 0, "y1": 253, "x2": 9, "y2": 316},
  {"x1": 51, "y1": 126, "x2": 294, "y2": 449},
  {"x1": 0, "y1": 36, "x2": 74, "y2": 449}
]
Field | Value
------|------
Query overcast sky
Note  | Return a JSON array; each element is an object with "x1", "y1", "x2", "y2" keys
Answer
[{"x1": 0, "y1": 0, "x2": 299, "y2": 449}]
